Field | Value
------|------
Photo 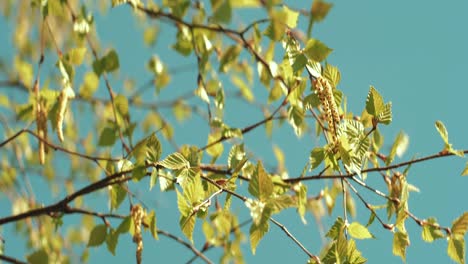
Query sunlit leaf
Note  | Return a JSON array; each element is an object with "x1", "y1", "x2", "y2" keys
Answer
[
  {"x1": 309, "y1": 147, "x2": 325, "y2": 170},
  {"x1": 392, "y1": 231, "x2": 409, "y2": 261},
  {"x1": 248, "y1": 161, "x2": 274, "y2": 201},
  {"x1": 249, "y1": 221, "x2": 269, "y2": 254},
  {"x1": 159, "y1": 152, "x2": 190, "y2": 170},
  {"x1": 348, "y1": 222, "x2": 374, "y2": 240},
  {"x1": 447, "y1": 236, "x2": 465, "y2": 264},
  {"x1": 365, "y1": 86, "x2": 384, "y2": 117},
  {"x1": 451, "y1": 212, "x2": 468, "y2": 236},
  {"x1": 304, "y1": 38, "x2": 333, "y2": 62},
  {"x1": 421, "y1": 218, "x2": 445, "y2": 242}
]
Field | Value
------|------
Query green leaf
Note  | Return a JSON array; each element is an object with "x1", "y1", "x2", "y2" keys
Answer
[
  {"x1": 387, "y1": 131, "x2": 409, "y2": 165},
  {"x1": 249, "y1": 221, "x2": 269, "y2": 254},
  {"x1": 159, "y1": 152, "x2": 190, "y2": 170},
  {"x1": 304, "y1": 38, "x2": 333, "y2": 62},
  {"x1": 206, "y1": 132, "x2": 224, "y2": 158},
  {"x1": 323, "y1": 63, "x2": 341, "y2": 87},
  {"x1": 67, "y1": 47, "x2": 87, "y2": 65},
  {"x1": 98, "y1": 127, "x2": 117, "y2": 146},
  {"x1": 114, "y1": 94, "x2": 129, "y2": 116},
  {"x1": 347, "y1": 239, "x2": 367, "y2": 264},
  {"x1": 106, "y1": 228, "x2": 119, "y2": 255},
  {"x1": 447, "y1": 236, "x2": 465, "y2": 264},
  {"x1": 27, "y1": 249, "x2": 49, "y2": 264},
  {"x1": 231, "y1": 76, "x2": 254, "y2": 102},
  {"x1": 79, "y1": 72, "x2": 99, "y2": 99},
  {"x1": 211, "y1": 0, "x2": 231, "y2": 24},
  {"x1": 435, "y1": 120, "x2": 449, "y2": 145},
  {"x1": 88, "y1": 224, "x2": 108, "y2": 247},
  {"x1": 109, "y1": 184, "x2": 126, "y2": 210},
  {"x1": 326, "y1": 217, "x2": 345, "y2": 239},
  {"x1": 452, "y1": 212, "x2": 468, "y2": 236},
  {"x1": 347, "y1": 222, "x2": 374, "y2": 239},
  {"x1": 248, "y1": 161, "x2": 274, "y2": 201},
  {"x1": 309, "y1": 147, "x2": 325, "y2": 170},
  {"x1": 421, "y1": 218, "x2": 445, "y2": 242},
  {"x1": 282, "y1": 6, "x2": 299, "y2": 28},
  {"x1": 219, "y1": 45, "x2": 241, "y2": 73},
  {"x1": 461, "y1": 162, "x2": 468, "y2": 176},
  {"x1": 117, "y1": 216, "x2": 132, "y2": 234},
  {"x1": 288, "y1": 105, "x2": 304, "y2": 136},
  {"x1": 377, "y1": 102, "x2": 392, "y2": 125},
  {"x1": 103, "y1": 49, "x2": 120, "y2": 73},
  {"x1": 304, "y1": 93, "x2": 320, "y2": 109},
  {"x1": 230, "y1": 0, "x2": 261, "y2": 8},
  {"x1": 365, "y1": 86, "x2": 384, "y2": 116},
  {"x1": 392, "y1": 231, "x2": 409, "y2": 261},
  {"x1": 312, "y1": 0, "x2": 333, "y2": 23},
  {"x1": 146, "y1": 210, "x2": 158, "y2": 240}
]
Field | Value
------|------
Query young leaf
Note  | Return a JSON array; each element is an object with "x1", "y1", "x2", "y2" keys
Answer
[
  {"x1": 447, "y1": 236, "x2": 465, "y2": 264},
  {"x1": 348, "y1": 222, "x2": 374, "y2": 240},
  {"x1": 146, "y1": 210, "x2": 158, "y2": 240},
  {"x1": 88, "y1": 224, "x2": 108, "y2": 247},
  {"x1": 451, "y1": 212, "x2": 468, "y2": 237},
  {"x1": 159, "y1": 152, "x2": 190, "y2": 170},
  {"x1": 249, "y1": 221, "x2": 269, "y2": 254},
  {"x1": 392, "y1": 231, "x2": 410, "y2": 261},
  {"x1": 211, "y1": 0, "x2": 231, "y2": 24},
  {"x1": 365, "y1": 86, "x2": 384, "y2": 117},
  {"x1": 106, "y1": 228, "x2": 119, "y2": 255},
  {"x1": 326, "y1": 217, "x2": 345, "y2": 239},
  {"x1": 103, "y1": 49, "x2": 120, "y2": 73},
  {"x1": 98, "y1": 127, "x2": 117, "y2": 146},
  {"x1": 282, "y1": 6, "x2": 299, "y2": 28},
  {"x1": 435, "y1": 120, "x2": 449, "y2": 145},
  {"x1": 461, "y1": 162, "x2": 468, "y2": 176},
  {"x1": 304, "y1": 38, "x2": 333, "y2": 62},
  {"x1": 421, "y1": 218, "x2": 445, "y2": 242},
  {"x1": 219, "y1": 45, "x2": 241, "y2": 73},
  {"x1": 309, "y1": 147, "x2": 325, "y2": 170},
  {"x1": 248, "y1": 161, "x2": 274, "y2": 201},
  {"x1": 387, "y1": 131, "x2": 409, "y2": 165}
]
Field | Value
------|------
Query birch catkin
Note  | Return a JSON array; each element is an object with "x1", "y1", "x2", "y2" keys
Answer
[
  {"x1": 315, "y1": 76, "x2": 340, "y2": 142},
  {"x1": 131, "y1": 204, "x2": 145, "y2": 264},
  {"x1": 56, "y1": 85, "x2": 75, "y2": 142}
]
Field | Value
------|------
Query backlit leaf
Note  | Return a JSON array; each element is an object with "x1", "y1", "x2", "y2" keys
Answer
[
  {"x1": 348, "y1": 222, "x2": 374, "y2": 240},
  {"x1": 392, "y1": 231, "x2": 409, "y2": 261},
  {"x1": 248, "y1": 161, "x2": 274, "y2": 201},
  {"x1": 452, "y1": 212, "x2": 468, "y2": 236},
  {"x1": 249, "y1": 221, "x2": 269, "y2": 254},
  {"x1": 309, "y1": 147, "x2": 325, "y2": 170},
  {"x1": 304, "y1": 38, "x2": 333, "y2": 62},
  {"x1": 159, "y1": 152, "x2": 190, "y2": 170},
  {"x1": 365, "y1": 86, "x2": 384, "y2": 117},
  {"x1": 421, "y1": 217, "x2": 445, "y2": 242},
  {"x1": 447, "y1": 236, "x2": 465, "y2": 264}
]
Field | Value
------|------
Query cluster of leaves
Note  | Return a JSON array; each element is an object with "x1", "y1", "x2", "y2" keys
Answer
[{"x1": 0, "y1": 0, "x2": 467, "y2": 264}]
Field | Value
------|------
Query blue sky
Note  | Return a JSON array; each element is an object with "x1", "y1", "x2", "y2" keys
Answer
[{"x1": 1, "y1": 0, "x2": 468, "y2": 263}]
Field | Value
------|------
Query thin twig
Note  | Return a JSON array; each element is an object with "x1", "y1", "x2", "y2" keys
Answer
[{"x1": 0, "y1": 254, "x2": 27, "y2": 264}]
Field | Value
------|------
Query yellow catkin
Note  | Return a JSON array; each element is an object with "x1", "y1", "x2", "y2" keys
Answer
[
  {"x1": 56, "y1": 85, "x2": 75, "y2": 142},
  {"x1": 315, "y1": 76, "x2": 340, "y2": 142},
  {"x1": 56, "y1": 91, "x2": 68, "y2": 142},
  {"x1": 36, "y1": 102, "x2": 48, "y2": 164},
  {"x1": 131, "y1": 205, "x2": 145, "y2": 264}
]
